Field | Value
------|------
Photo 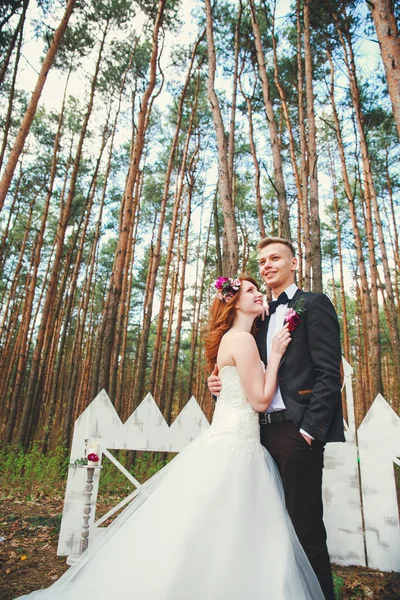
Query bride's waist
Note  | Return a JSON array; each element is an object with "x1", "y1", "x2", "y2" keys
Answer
[{"x1": 209, "y1": 413, "x2": 260, "y2": 440}]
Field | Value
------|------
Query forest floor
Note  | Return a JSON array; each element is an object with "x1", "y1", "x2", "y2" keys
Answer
[{"x1": 1, "y1": 492, "x2": 400, "y2": 600}]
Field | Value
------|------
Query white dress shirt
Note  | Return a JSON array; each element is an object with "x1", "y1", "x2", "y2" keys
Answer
[{"x1": 265, "y1": 283, "x2": 314, "y2": 440}]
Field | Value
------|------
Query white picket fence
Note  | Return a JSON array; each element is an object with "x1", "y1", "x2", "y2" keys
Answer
[{"x1": 58, "y1": 358, "x2": 400, "y2": 572}]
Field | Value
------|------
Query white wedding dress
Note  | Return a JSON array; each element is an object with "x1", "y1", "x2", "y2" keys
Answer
[{"x1": 16, "y1": 366, "x2": 324, "y2": 600}]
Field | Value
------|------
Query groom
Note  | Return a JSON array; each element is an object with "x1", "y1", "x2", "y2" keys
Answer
[{"x1": 208, "y1": 237, "x2": 345, "y2": 600}]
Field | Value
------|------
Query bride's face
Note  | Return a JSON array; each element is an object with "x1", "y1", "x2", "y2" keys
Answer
[{"x1": 236, "y1": 280, "x2": 264, "y2": 316}]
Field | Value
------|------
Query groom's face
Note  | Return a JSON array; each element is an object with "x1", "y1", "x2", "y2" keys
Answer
[{"x1": 258, "y1": 243, "x2": 297, "y2": 295}]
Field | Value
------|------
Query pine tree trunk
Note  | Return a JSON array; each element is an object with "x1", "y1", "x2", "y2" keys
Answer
[
  {"x1": 73, "y1": 84, "x2": 125, "y2": 426},
  {"x1": 270, "y1": 4, "x2": 302, "y2": 240},
  {"x1": 0, "y1": 3, "x2": 26, "y2": 171},
  {"x1": 188, "y1": 211, "x2": 211, "y2": 398},
  {"x1": 97, "y1": 0, "x2": 167, "y2": 395},
  {"x1": 228, "y1": 3, "x2": 242, "y2": 196},
  {"x1": 41, "y1": 128, "x2": 109, "y2": 452},
  {"x1": 355, "y1": 283, "x2": 367, "y2": 423},
  {"x1": 328, "y1": 148, "x2": 350, "y2": 362},
  {"x1": 149, "y1": 78, "x2": 199, "y2": 396},
  {"x1": 111, "y1": 171, "x2": 142, "y2": 408},
  {"x1": 164, "y1": 185, "x2": 193, "y2": 424},
  {"x1": 303, "y1": 0, "x2": 322, "y2": 291},
  {"x1": 370, "y1": 0, "x2": 400, "y2": 139},
  {"x1": 376, "y1": 269, "x2": 398, "y2": 401},
  {"x1": 239, "y1": 72, "x2": 265, "y2": 237},
  {"x1": 130, "y1": 215, "x2": 157, "y2": 409},
  {"x1": 63, "y1": 200, "x2": 105, "y2": 446},
  {"x1": 213, "y1": 189, "x2": 223, "y2": 276},
  {"x1": 296, "y1": 0, "x2": 311, "y2": 289},
  {"x1": 384, "y1": 150, "x2": 400, "y2": 307},
  {"x1": 158, "y1": 267, "x2": 178, "y2": 412},
  {"x1": 338, "y1": 15, "x2": 396, "y2": 396},
  {"x1": 205, "y1": 0, "x2": 239, "y2": 273},
  {"x1": 0, "y1": 194, "x2": 36, "y2": 362},
  {"x1": 16, "y1": 23, "x2": 107, "y2": 447},
  {"x1": 115, "y1": 198, "x2": 141, "y2": 419},
  {"x1": 29, "y1": 230, "x2": 78, "y2": 441},
  {"x1": 0, "y1": 0, "x2": 76, "y2": 211},
  {"x1": 0, "y1": 174, "x2": 22, "y2": 276},
  {"x1": 385, "y1": 149, "x2": 400, "y2": 273},
  {"x1": 248, "y1": 0, "x2": 291, "y2": 240},
  {"x1": 326, "y1": 47, "x2": 379, "y2": 400}
]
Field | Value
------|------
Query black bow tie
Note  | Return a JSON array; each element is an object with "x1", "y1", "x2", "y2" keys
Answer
[{"x1": 268, "y1": 291, "x2": 289, "y2": 315}]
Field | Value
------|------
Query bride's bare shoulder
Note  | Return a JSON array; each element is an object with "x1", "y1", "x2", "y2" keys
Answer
[
  {"x1": 221, "y1": 330, "x2": 256, "y2": 345},
  {"x1": 218, "y1": 331, "x2": 258, "y2": 369}
]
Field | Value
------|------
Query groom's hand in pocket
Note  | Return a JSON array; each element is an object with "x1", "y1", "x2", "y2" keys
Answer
[
  {"x1": 301, "y1": 432, "x2": 312, "y2": 446},
  {"x1": 208, "y1": 364, "x2": 222, "y2": 397}
]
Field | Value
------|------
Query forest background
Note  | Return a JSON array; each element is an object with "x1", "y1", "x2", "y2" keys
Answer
[
  {"x1": 0, "y1": 0, "x2": 399, "y2": 456},
  {"x1": 1, "y1": 0, "x2": 400, "y2": 597}
]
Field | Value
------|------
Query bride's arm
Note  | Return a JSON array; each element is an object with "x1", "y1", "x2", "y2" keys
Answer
[{"x1": 230, "y1": 327, "x2": 291, "y2": 412}]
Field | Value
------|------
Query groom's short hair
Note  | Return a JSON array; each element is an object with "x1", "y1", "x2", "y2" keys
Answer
[{"x1": 257, "y1": 237, "x2": 296, "y2": 257}]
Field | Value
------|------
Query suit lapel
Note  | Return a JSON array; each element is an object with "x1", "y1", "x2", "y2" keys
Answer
[
  {"x1": 256, "y1": 315, "x2": 269, "y2": 365},
  {"x1": 288, "y1": 287, "x2": 303, "y2": 309},
  {"x1": 278, "y1": 288, "x2": 303, "y2": 369}
]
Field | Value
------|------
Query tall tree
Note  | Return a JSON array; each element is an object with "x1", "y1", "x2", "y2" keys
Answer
[
  {"x1": 0, "y1": 0, "x2": 76, "y2": 211},
  {"x1": 16, "y1": 9, "x2": 111, "y2": 447},
  {"x1": 95, "y1": 0, "x2": 168, "y2": 395},
  {"x1": 370, "y1": 0, "x2": 400, "y2": 139},
  {"x1": 205, "y1": 0, "x2": 239, "y2": 274},
  {"x1": 303, "y1": 0, "x2": 322, "y2": 291},
  {"x1": 248, "y1": 0, "x2": 291, "y2": 240}
]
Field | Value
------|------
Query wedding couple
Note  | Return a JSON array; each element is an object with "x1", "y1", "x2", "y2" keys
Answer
[{"x1": 16, "y1": 237, "x2": 344, "y2": 600}]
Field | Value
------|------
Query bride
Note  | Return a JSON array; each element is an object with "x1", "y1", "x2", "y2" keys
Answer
[{"x1": 16, "y1": 276, "x2": 324, "y2": 600}]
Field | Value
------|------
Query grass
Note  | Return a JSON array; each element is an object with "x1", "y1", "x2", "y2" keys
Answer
[
  {"x1": 0, "y1": 443, "x2": 169, "y2": 497},
  {"x1": 0, "y1": 442, "x2": 69, "y2": 495},
  {"x1": 333, "y1": 572, "x2": 345, "y2": 599}
]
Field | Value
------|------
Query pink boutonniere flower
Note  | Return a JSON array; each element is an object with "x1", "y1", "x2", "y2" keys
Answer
[
  {"x1": 284, "y1": 308, "x2": 302, "y2": 332},
  {"x1": 284, "y1": 296, "x2": 306, "y2": 331}
]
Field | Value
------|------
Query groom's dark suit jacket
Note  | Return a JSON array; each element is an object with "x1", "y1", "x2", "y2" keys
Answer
[{"x1": 255, "y1": 289, "x2": 345, "y2": 444}]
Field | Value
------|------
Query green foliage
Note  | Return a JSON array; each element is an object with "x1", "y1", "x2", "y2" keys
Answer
[
  {"x1": 333, "y1": 572, "x2": 345, "y2": 599},
  {"x1": 0, "y1": 442, "x2": 69, "y2": 495},
  {"x1": 99, "y1": 37, "x2": 152, "y2": 95},
  {"x1": 0, "y1": 0, "x2": 25, "y2": 52},
  {"x1": 0, "y1": 445, "x2": 169, "y2": 498}
]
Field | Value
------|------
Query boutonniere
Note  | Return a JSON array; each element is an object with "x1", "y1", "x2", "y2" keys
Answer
[{"x1": 284, "y1": 297, "x2": 306, "y2": 332}]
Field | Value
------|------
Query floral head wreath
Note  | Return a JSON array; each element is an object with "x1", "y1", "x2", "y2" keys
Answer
[{"x1": 214, "y1": 277, "x2": 241, "y2": 302}]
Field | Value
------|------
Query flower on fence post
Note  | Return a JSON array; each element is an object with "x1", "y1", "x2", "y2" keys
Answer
[{"x1": 87, "y1": 452, "x2": 99, "y2": 464}]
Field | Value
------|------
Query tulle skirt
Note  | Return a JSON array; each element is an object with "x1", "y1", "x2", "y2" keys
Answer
[{"x1": 15, "y1": 429, "x2": 324, "y2": 599}]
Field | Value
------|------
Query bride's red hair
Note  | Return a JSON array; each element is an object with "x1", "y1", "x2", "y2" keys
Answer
[{"x1": 204, "y1": 276, "x2": 260, "y2": 372}]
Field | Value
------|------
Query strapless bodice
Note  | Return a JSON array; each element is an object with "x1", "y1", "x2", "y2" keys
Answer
[{"x1": 209, "y1": 366, "x2": 260, "y2": 442}]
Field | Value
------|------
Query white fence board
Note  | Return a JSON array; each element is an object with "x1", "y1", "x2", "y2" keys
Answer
[
  {"x1": 323, "y1": 359, "x2": 365, "y2": 566},
  {"x1": 358, "y1": 394, "x2": 400, "y2": 571}
]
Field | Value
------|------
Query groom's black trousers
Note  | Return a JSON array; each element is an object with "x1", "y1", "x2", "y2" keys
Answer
[{"x1": 260, "y1": 421, "x2": 335, "y2": 600}]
